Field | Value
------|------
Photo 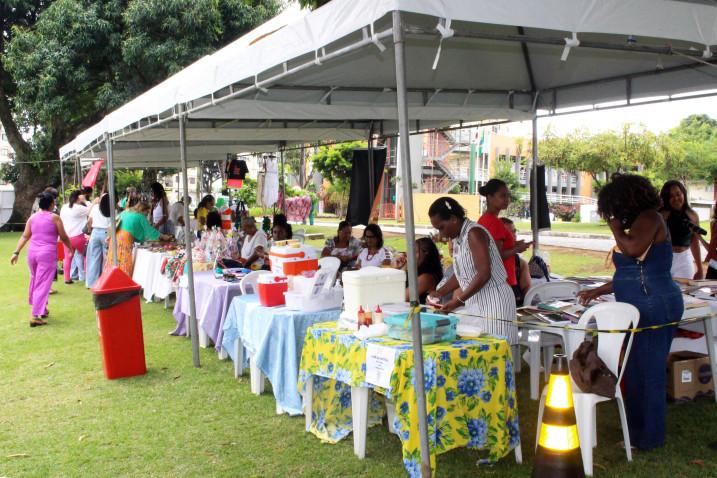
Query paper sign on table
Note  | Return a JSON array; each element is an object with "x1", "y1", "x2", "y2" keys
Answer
[{"x1": 365, "y1": 343, "x2": 396, "y2": 390}]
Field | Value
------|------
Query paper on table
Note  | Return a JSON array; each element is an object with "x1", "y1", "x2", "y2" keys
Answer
[{"x1": 365, "y1": 343, "x2": 396, "y2": 390}]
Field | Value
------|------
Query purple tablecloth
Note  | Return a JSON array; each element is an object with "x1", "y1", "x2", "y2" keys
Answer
[{"x1": 171, "y1": 271, "x2": 243, "y2": 350}]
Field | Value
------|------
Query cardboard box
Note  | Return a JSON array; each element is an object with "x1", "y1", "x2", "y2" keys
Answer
[{"x1": 667, "y1": 351, "x2": 714, "y2": 401}]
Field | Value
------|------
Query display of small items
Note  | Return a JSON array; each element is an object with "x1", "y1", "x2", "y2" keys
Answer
[{"x1": 356, "y1": 305, "x2": 383, "y2": 329}]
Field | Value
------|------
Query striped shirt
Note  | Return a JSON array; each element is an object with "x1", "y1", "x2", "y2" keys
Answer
[{"x1": 452, "y1": 219, "x2": 517, "y2": 344}]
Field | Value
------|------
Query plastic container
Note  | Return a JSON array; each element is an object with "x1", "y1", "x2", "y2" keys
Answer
[
  {"x1": 269, "y1": 241, "x2": 318, "y2": 276},
  {"x1": 284, "y1": 287, "x2": 343, "y2": 312},
  {"x1": 91, "y1": 266, "x2": 147, "y2": 379},
  {"x1": 342, "y1": 267, "x2": 406, "y2": 318},
  {"x1": 384, "y1": 312, "x2": 458, "y2": 344},
  {"x1": 257, "y1": 274, "x2": 288, "y2": 307}
]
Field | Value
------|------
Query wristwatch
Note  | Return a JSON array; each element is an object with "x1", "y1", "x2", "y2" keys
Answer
[{"x1": 12, "y1": 251, "x2": 19, "y2": 255}]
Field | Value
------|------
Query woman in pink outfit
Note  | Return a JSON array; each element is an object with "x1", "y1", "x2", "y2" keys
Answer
[{"x1": 11, "y1": 192, "x2": 71, "y2": 327}]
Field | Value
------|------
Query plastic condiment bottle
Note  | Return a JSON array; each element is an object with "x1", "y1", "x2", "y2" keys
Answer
[
  {"x1": 357, "y1": 306, "x2": 365, "y2": 329},
  {"x1": 373, "y1": 305, "x2": 383, "y2": 324},
  {"x1": 365, "y1": 306, "x2": 373, "y2": 326}
]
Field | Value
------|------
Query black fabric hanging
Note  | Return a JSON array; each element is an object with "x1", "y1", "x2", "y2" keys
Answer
[
  {"x1": 530, "y1": 164, "x2": 551, "y2": 231},
  {"x1": 346, "y1": 148, "x2": 386, "y2": 226}
]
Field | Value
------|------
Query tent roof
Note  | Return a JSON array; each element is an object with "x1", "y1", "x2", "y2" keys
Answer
[{"x1": 61, "y1": 0, "x2": 717, "y2": 163}]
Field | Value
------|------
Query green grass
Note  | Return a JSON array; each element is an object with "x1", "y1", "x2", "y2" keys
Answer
[
  {"x1": 301, "y1": 226, "x2": 614, "y2": 277},
  {"x1": 0, "y1": 232, "x2": 715, "y2": 477}
]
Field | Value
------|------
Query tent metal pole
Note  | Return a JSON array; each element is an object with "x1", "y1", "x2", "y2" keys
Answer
[
  {"x1": 279, "y1": 143, "x2": 286, "y2": 213},
  {"x1": 104, "y1": 134, "x2": 119, "y2": 265},
  {"x1": 367, "y1": 123, "x2": 375, "y2": 221},
  {"x1": 393, "y1": 11, "x2": 431, "y2": 478},
  {"x1": 178, "y1": 103, "x2": 201, "y2": 368},
  {"x1": 59, "y1": 157, "x2": 65, "y2": 203},
  {"x1": 531, "y1": 116, "x2": 540, "y2": 253}
]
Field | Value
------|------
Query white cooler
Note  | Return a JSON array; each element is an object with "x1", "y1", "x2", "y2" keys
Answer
[{"x1": 342, "y1": 266, "x2": 406, "y2": 318}]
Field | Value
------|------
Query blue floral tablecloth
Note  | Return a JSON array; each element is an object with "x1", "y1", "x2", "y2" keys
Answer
[{"x1": 298, "y1": 322, "x2": 520, "y2": 477}]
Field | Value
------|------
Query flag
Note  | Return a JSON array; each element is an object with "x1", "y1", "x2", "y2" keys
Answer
[{"x1": 82, "y1": 159, "x2": 104, "y2": 188}]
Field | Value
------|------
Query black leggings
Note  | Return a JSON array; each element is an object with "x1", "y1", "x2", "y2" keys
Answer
[{"x1": 707, "y1": 265, "x2": 717, "y2": 280}]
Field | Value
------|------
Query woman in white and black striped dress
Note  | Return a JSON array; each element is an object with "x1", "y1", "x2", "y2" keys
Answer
[{"x1": 427, "y1": 197, "x2": 517, "y2": 344}]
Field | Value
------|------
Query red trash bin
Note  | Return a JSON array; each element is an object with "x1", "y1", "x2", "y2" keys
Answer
[{"x1": 91, "y1": 266, "x2": 147, "y2": 379}]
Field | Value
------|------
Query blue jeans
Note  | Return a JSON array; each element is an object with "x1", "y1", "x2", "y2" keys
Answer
[{"x1": 85, "y1": 228, "x2": 107, "y2": 288}]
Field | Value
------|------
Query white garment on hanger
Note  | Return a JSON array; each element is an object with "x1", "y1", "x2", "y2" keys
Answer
[{"x1": 262, "y1": 156, "x2": 279, "y2": 207}]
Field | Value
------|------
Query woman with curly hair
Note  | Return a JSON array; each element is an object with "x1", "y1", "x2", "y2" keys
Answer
[
  {"x1": 660, "y1": 180, "x2": 702, "y2": 279},
  {"x1": 578, "y1": 174, "x2": 683, "y2": 451}
]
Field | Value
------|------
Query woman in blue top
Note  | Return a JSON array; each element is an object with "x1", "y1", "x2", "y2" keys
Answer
[{"x1": 578, "y1": 174, "x2": 683, "y2": 451}]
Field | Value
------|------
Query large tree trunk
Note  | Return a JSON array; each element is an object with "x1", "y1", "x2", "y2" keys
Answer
[{"x1": 5, "y1": 153, "x2": 59, "y2": 231}]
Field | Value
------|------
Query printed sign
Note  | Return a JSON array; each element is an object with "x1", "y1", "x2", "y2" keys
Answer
[{"x1": 365, "y1": 344, "x2": 396, "y2": 390}]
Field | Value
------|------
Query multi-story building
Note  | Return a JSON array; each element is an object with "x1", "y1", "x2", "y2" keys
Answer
[{"x1": 376, "y1": 124, "x2": 597, "y2": 219}]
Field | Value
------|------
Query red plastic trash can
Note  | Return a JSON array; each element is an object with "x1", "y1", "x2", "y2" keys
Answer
[{"x1": 91, "y1": 266, "x2": 147, "y2": 379}]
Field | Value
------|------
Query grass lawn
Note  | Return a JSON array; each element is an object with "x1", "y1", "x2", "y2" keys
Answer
[
  {"x1": 0, "y1": 232, "x2": 715, "y2": 477},
  {"x1": 313, "y1": 217, "x2": 712, "y2": 239},
  {"x1": 302, "y1": 226, "x2": 614, "y2": 278}
]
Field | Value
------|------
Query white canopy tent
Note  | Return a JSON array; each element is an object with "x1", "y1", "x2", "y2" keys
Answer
[{"x1": 61, "y1": 1, "x2": 717, "y2": 475}]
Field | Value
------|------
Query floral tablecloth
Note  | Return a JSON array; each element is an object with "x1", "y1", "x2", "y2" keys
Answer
[{"x1": 298, "y1": 322, "x2": 520, "y2": 477}]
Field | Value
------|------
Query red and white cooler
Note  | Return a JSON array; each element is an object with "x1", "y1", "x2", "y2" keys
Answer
[
  {"x1": 269, "y1": 241, "x2": 318, "y2": 276},
  {"x1": 257, "y1": 274, "x2": 289, "y2": 307}
]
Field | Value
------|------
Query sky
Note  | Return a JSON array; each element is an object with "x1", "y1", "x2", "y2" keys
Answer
[{"x1": 503, "y1": 95, "x2": 717, "y2": 138}]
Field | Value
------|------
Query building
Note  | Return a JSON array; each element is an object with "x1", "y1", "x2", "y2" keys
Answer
[
  {"x1": 376, "y1": 124, "x2": 596, "y2": 220},
  {"x1": 0, "y1": 126, "x2": 13, "y2": 166}
]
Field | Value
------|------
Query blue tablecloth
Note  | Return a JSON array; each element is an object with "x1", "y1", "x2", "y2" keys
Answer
[{"x1": 222, "y1": 295, "x2": 341, "y2": 415}]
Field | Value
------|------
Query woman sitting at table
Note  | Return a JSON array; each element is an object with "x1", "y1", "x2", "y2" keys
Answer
[
  {"x1": 577, "y1": 173, "x2": 683, "y2": 451},
  {"x1": 402, "y1": 237, "x2": 443, "y2": 303},
  {"x1": 321, "y1": 220, "x2": 361, "y2": 270},
  {"x1": 357, "y1": 224, "x2": 391, "y2": 268},
  {"x1": 426, "y1": 197, "x2": 516, "y2": 343},
  {"x1": 238, "y1": 216, "x2": 267, "y2": 270},
  {"x1": 107, "y1": 201, "x2": 172, "y2": 276}
]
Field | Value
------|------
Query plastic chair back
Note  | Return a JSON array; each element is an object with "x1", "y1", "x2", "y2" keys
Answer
[
  {"x1": 293, "y1": 229, "x2": 305, "y2": 243},
  {"x1": 577, "y1": 302, "x2": 639, "y2": 385},
  {"x1": 523, "y1": 280, "x2": 580, "y2": 307},
  {"x1": 240, "y1": 270, "x2": 271, "y2": 295}
]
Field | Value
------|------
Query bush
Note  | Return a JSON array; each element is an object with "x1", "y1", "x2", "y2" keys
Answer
[{"x1": 550, "y1": 203, "x2": 578, "y2": 222}]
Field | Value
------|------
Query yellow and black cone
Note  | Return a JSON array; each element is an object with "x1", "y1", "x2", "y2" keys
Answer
[{"x1": 532, "y1": 354, "x2": 585, "y2": 478}]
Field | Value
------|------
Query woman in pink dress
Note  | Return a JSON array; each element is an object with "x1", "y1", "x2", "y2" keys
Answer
[{"x1": 10, "y1": 192, "x2": 72, "y2": 326}]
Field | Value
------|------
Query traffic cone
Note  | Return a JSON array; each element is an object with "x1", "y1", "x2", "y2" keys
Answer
[{"x1": 532, "y1": 354, "x2": 585, "y2": 478}]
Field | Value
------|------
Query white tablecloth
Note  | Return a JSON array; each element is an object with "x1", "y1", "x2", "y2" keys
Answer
[{"x1": 132, "y1": 248, "x2": 174, "y2": 302}]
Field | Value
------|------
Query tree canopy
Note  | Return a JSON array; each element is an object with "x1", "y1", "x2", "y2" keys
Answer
[
  {"x1": 538, "y1": 118, "x2": 716, "y2": 190},
  {"x1": 0, "y1": 0, "x2": 280, "y2": 227}
]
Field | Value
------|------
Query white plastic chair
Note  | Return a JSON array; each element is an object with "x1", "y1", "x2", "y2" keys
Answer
[
  {"x1": 520, "y1": 280, "x2": 581, "y2": 400},
  {"x1": 535, "y1": 301, "x2": 639, "y2": 477},
  {"x1": 240, "y1": 270, "x2": 270, "y2": 295},
  {"x1": 317, "y1": 256, "x2": 341, "y2": 288}
]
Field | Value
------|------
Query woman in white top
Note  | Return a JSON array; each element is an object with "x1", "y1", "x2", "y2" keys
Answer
[
  {"x1": 150, "y1": 182, "x2": 172, "y2": 235},
  {"x1": 59, "y1": 190, "x2": 89, "y2": 284},
  {"x1": 85, "y1": 193, "x2": 111, "y2": 288},
  {"x1": 357, "y1": 224, "x2": 391, "y2": 268},
  {"x1": 238, "y1": 216, "x2": 268, "y2": 270}
]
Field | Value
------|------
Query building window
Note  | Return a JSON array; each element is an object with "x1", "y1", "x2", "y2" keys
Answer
[{"x1": 189, "y1": 177, "x2": 196, "y2": 185}]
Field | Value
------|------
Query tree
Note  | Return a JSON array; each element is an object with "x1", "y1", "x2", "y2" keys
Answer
[
  {"x1": 493, "y1": 159, "x2": 521, "y2": 202},
  {"x1": 658, "y1": 114, "x2": 717, "y2": 183},
  {"x1": 1, "y1": 0, "x2": 280, "y2": 228},
  {"x1": 298, "y1": 0, "x2": 332, "y2": 9},
  {"x1": 309, "y1": 140, "x2": 365, "y2": 215},
  {"x1": 539, "y1": 123, "x2": 659, "y2": 191}
]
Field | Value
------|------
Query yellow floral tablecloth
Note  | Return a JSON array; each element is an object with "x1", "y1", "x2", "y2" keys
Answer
[{"x1": 298, "y1": 322, "x2": 519, "y2": 477}]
